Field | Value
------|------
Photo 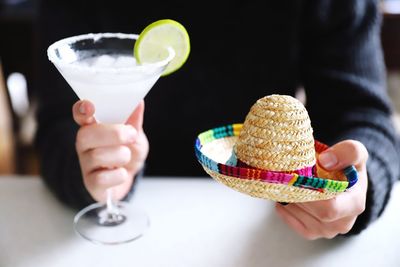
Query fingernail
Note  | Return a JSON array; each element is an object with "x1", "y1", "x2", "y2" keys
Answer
[
  {"x1": 319, "y1": 151, "x2": 338, "y2": 169},
  {"x1": 79, "y1": 103, "x2": 86, "y2": 115}
]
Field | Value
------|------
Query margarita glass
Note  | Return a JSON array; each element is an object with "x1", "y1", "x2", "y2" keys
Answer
[{"x1": 47, "y1": 32, "x2": 174, "y2": 245}]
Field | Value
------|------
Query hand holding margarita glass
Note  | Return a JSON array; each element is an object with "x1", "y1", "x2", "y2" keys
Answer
[{"x1": 47, "y1": 20, "x2": 190, "y2": 245}]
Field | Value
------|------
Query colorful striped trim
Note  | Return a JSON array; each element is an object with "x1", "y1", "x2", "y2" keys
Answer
[{"x1": 194, "y1": 124, "x2": 358, "y2": 193}]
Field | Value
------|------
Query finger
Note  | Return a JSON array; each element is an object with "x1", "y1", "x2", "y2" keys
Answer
[
  {"x1": 305, "y1": 140, "x2": 368, "y2": 222},
  {"x1": 81, "y1": 145, "x2": 132, "y2": 173},
  {"x1": 76, "y1": 124, "x2": 137, "y2": 152},
  {"x1": 275, "y1": 203, "x2": 324, "y2": 240},
  {"x1": 126, "y1": 100, "x2": 145, "y2": 131},
  {"x1": 295, "y1": 168, "x2": 367, "y2": 222},
  {"x1": 318, "y1": 140, "x2": 368, "y2": 171},
  {"x1": 277, "y1": 203, "x2": 358, "y2": 238},
  {"x1": 328, "y1": 215, "x2": 358, "y2": 235},
  {"x1": 84, "y1": 167, "x2": 130, "y2": 196},
  {"x1": 72, "y1": 100, "x2": 96, "y2": 126},
  {"x1": 296, "y1": 190, "x2": 366, "y2": 223},
  {"x1": 291, "y1": 203, "x2": 358, "y2": 235}
]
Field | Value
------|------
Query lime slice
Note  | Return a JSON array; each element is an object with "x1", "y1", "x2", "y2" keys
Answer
[{"x1": 134, "y1": 19, "x2": 190, "y2": 76}]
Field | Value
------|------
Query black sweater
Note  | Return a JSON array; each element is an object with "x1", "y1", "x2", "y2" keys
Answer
[{"x1": 34, "y1": 0, "x2": 400, "y2": 235}]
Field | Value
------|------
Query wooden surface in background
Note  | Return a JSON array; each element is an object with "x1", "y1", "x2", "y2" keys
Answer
[{"x1": 0, "y1": 62, "x2": 15, "y2": 174}]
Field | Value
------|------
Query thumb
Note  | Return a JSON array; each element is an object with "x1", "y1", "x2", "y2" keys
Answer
[
  {"x1": 318, "y1": 140, "x2": 369, "y2": 171},
  {"x1": 126, "y1": 100, "x2": 145, "y2": 131},
  {"x1": 72, "y1": 100, "x2": 96, "y2": 126}
]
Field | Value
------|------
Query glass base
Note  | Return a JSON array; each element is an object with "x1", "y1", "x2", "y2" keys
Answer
[{"x1": 73, "y1": 201, "x2": 149, "y2": 245}]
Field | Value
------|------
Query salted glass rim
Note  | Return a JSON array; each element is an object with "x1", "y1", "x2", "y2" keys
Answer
[{"x1": 47, "y1": 32, "x2": 175, "y2": 73}]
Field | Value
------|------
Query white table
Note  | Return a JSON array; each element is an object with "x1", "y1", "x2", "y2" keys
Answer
[{"x1": 0, "y1": 176, "x2": 399, "y2": 267}]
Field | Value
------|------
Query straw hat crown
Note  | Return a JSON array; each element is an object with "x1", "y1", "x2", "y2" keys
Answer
[{"x1": 234, "y1": 94, "x2": 316, "y2": 172}]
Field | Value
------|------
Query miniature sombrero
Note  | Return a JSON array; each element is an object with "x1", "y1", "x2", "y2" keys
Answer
[{"x1": 194, "y1": 94, "x2": 358, "y2": 203}]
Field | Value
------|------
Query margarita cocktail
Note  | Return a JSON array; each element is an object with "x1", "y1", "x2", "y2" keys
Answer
[
  {"x1": 47, "y1": 32, "x2": 174, "y2": 245},
  {"x1": 48, "y1": 33, "x2": 174, "y2": 124},
  {"x1": 47, "y1": 19, "x2": 190, "y2": 245}
]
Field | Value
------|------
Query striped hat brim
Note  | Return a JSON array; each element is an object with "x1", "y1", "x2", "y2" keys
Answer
[{"x1": 194, "y1": 124, "x2": 358, "y2": 203}]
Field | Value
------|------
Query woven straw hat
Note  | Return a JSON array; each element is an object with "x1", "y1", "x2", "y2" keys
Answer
[{"x1": 195, "y1": 95, "x2": 358, "y2": 203}]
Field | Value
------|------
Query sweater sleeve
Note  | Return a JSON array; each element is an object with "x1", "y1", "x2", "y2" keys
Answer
[
  {"x1": 33, "y1": 0, "x2": 93, "y2": 209},
  {"x1": 300, "y1": 0, "x2": 400, "y2": 235}
]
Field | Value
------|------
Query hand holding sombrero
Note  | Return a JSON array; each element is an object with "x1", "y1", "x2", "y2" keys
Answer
[{"x1": 195, "y1": 94, "x2": 358, "y2": 203}]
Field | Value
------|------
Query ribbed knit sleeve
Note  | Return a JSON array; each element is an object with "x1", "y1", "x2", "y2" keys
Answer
[
  {"x1": 301, "y1": 0, "x2": 400, "y2": 235},
  {"x1": 35, "y1": 121, "x2": 95, "y2": 209}
]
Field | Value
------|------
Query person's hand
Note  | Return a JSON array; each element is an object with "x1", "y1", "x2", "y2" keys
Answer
[
  {"x1": 72, "y1": 100, "x2": 149, "y2": 202},
  {"x1": 275, "y1": 140, "x2": 368, "y2": 239}
]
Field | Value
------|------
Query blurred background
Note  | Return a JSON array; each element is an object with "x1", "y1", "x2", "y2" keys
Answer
[
  {"x1": 0, "y1": 0, "x2": 400, "y2": 176},
  {"x1": 0, "y1": 0, "x2": 39, "y2": 175}
]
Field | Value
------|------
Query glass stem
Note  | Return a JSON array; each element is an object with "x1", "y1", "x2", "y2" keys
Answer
[
  {"x1": 97, "y1": 188, "x2": 126, "y2": 226},
  {"x1": 106, "y1": 188, "x2": 115, "y2": 214}
]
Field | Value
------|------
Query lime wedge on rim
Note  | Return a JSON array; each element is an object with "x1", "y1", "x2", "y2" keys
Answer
[{"x1": 134, "y1": 19, "x2": 190, "y2": 76}]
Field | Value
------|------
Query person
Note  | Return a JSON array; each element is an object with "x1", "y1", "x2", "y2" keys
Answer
[{"x1": 34, "y1": 0, "x2": 400, "y2": 239}]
